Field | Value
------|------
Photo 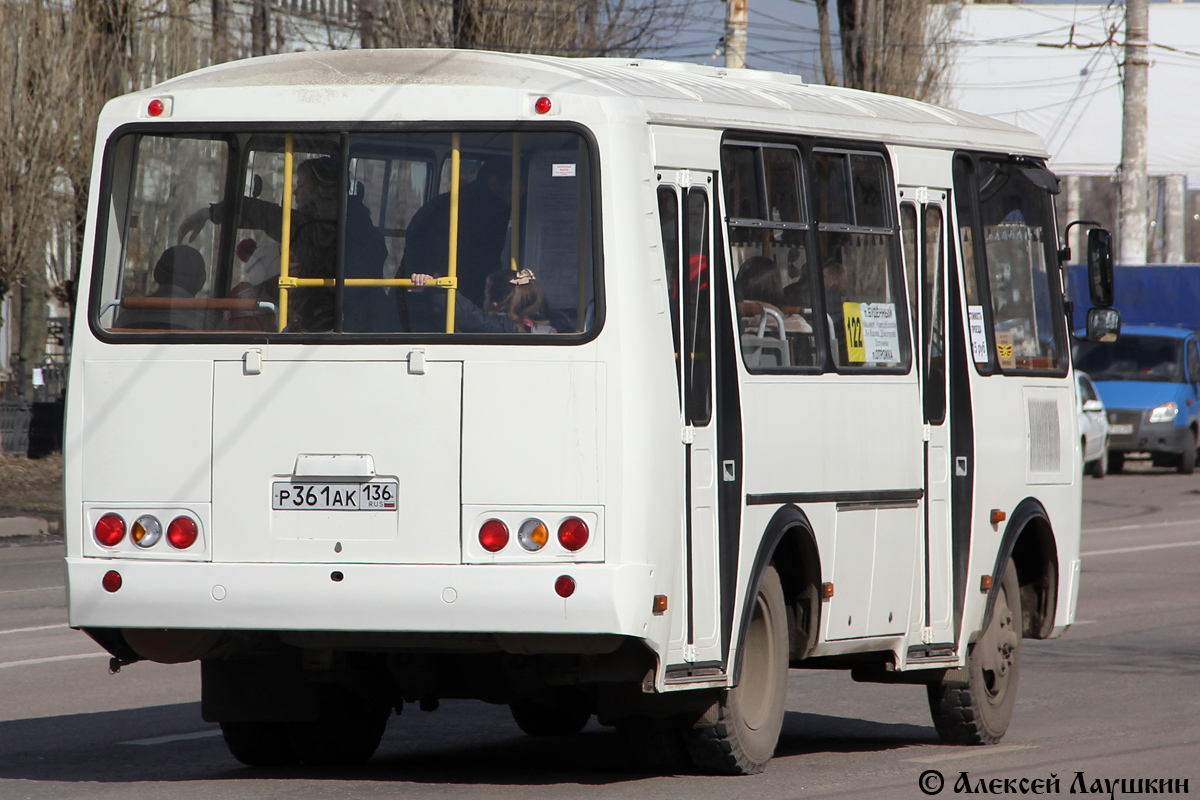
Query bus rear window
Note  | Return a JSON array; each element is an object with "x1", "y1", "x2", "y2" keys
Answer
[{"x1": 93, "y1": 129, "x2": 597, "y2": 338}]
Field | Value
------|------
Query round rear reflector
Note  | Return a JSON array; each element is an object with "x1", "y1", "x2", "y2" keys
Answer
[
  {"x1": 479, "y1": 519, "x2": 509, "y2": 552},
  {"x1": 557, "y1": 517, "x2": 589, "y2": 552},
  {"x1": 95, "y1": 513, "x2": 126, "y2": 547},
  {"x1": 167, "y1": 517, "x2": 198, "y2": 549},
  {"x1": 102, "y1": 570, "x2": 122, "y2": 592},
  {"x1": 554, "y1": 575, "x2": 576, "y2": 598}
]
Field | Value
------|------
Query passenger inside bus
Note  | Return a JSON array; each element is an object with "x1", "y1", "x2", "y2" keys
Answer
[
  {"x1": 177, "y1": 155, "x2": 393, "y2": 332},
  {"x1": 117, "y1": 245, "x2": 211, "y2": 330},
  {"x1": 403, "y1": 158, "x2": 514, "y2": 308}
]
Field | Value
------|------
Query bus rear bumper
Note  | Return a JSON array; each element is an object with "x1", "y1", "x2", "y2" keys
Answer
[{"x1": 66, "y1": 559, "x2": 655, "y2": 638}]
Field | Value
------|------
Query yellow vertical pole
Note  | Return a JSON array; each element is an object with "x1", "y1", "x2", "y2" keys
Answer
[
  {"x1": 510, "y1": 134, "x2": 520, "y2": 271},
  {"x1": 446, "y1": 133, "x2": 461, "y2": 333},
  {"x1": 278, "y1": 134, "x2": 294, "y2": 332}
]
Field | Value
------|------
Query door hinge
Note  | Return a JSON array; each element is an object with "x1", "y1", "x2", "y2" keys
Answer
[
  {"x1": 242, "y1": 349, "x2": 262, "y2": 375},
  {"x1": 681, "y1": 425, "x2": 695, "y2": 445},
  {"x1": 683, "y1": 644, "x2": 698, "y2": 663},
  {"x1": 922, "y1": 626, "x2": 935, "y2": 644},
  {"x1": 922, "y1": 423, "x2": 931, "y2": 442}
]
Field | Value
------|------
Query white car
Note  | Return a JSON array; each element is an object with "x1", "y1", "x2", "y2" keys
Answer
[{"x1": 1077, "y1": 371, "x2": 1110, "y2": 478}]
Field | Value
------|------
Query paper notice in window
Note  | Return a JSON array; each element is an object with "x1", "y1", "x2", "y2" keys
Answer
[
  {"x1": 844, "y1": 302, "x2": 901, "y2": 364},
  {"x1": 552, "y1": 163, "x2": 577, "y2": 178},
  {"x1": 968, "y1": 305, "x2": 988, "y2": 363},
  {"x1": 995, "y1": 330, "x2": 1016, "y2": 370}
]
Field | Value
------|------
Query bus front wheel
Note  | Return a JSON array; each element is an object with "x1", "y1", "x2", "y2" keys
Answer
[
  {"x1": 220, "y1": 720, "x2": 299, "y2": 767},
  {"x1": 685, "y1": 565, "x2": 788, "y2": 774},
  {"x1": 927, "y1": 558, "x2": 1022, "y2": 745}
]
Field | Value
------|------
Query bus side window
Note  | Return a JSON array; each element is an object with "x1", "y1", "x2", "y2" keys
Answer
[
  {"x1": 721, "y1": 142, "x2": 820, "y2": 371},
  {"x1": 812, "y1": 149, "x2": 909, "y2": 372},
  {"x1": 658, "y1": 186, "x2": 683, "y2": 402}
]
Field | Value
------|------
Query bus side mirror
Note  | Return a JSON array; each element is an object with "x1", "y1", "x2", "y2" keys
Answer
[
  {"x1": 1086, "y1": 307, "x2": 1120, "y2": 342},
  {"x1": 1087, "y1": 228, "x2": 1114, "y2": 308}
]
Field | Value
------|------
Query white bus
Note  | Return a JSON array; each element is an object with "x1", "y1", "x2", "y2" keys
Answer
[{"x1": 65, "y1": 48, "x2": 1117, "y2": 775}]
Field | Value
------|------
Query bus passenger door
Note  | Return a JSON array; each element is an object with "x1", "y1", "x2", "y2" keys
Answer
[
  {"x1": 902, "y1": 191, "x2": 954, "y2": 646},
  {"x1": 658, "y1": 175, "x2": 723, "y2": 670}
]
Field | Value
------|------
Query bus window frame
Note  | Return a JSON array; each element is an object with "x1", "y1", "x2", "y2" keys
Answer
[
  {"x1": 953, "y1": 151, "x2": 1069, "y2": 379},
  {"x1": 807, "y1": 140, "x2": 912, "y2": 376},
  {"x1": 87, "y1": 120, "x2": 606, "y2": 347}
]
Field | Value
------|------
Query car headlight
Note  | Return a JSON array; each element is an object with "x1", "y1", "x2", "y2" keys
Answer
[{"x1": 1149, "y1": 402, "x2": 1179, "y2": 423}]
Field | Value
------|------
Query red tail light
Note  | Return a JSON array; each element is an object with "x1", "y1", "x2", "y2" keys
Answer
[
  {"x1": 167, "y1": 517, "x2": 198, "y2": 549},
  {"x1": 557, "y1": 517, "x2": 589, "y2": 552},
  {"x1": 555, "y1": 575, "x2": 576, "y2": 597},
  {"x1": 95, "y1": 513, "x2": 126, "y2": 547},
  {"x1": 479, "y1": 519, "x2": 509, "y2": 552}
]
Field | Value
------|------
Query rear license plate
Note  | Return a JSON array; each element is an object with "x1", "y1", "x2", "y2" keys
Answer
[
  {"x1": 272, "y1": 481, "x2": 398, "y2": 511},
  {"x1": 1109, "y1": 424, "x2": 1134, "y2": 435}
]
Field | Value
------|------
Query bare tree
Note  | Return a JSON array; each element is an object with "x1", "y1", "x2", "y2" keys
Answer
[{"x1": 828, "y1": 0, "x2": 954, "y2": 103}]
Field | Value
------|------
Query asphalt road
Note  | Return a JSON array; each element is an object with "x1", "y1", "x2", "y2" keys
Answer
[{"x1": 2, "y1": 466, "x2": 1198, "y2": 800}]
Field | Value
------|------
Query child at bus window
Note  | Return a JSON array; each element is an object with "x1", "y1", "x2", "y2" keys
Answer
[{"x1": 408, "y1": 268, "x2": 559, "y2": 334}]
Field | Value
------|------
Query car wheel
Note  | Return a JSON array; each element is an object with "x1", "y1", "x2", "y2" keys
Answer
[
  {"x1": 1180, "y1": 440, "x2": 1196, "y2": 475},
  {"x1": 1091, "y1": 448, "x2": 1106, "y2": 478}
]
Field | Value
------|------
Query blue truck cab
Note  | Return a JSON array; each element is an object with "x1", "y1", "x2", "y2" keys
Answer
[{"x1": 1073, "y1": 326, "x2": 1200, "y2": 474}]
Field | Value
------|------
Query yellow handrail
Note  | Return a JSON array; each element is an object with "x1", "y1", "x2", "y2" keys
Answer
[
  {"x1": 278, "y1": 133, "x2": 295, "y2": 332},
  {"x1": 446, "y1": 133, "x2": 461, "y2": 333},
  {"x1": 278, "y1": 277, "x2": 457, "y2": 288},
  {"x1": 511, "y1": 133, "x2": 520, "y2": 271}
]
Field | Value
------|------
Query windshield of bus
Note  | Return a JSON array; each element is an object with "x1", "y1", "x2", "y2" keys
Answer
[
  {"x1": 1074, "y1": 335, "x2": 1185, "y2": 383},
  {"x1": 92, "y1": 129, "x2": 597, "y2": 338}
]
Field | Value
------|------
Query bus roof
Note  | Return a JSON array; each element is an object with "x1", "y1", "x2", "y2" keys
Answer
[{"x1": 130, "y1": 48, "x2": 1047, "y2": 156}]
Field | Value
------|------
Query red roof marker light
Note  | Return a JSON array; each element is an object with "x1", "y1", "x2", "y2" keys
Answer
[
  {"x1": 535, "y1": 96, "x2": 552, "y2": 115},
  {"x1": 148, "y1": 99, "x2": 165, "y2": 117}
]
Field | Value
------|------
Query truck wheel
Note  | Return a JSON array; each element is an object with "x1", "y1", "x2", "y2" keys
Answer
[
  {"x1": 1107, "y1": 451, "x2": 1124, "y2": 474},
  {"x1": 220, "y1": 721, "x2": 298, "y2": 767},
  {"x1": 684, "y1": 565, "x2": 788, "y2": 775},
  {"x1": 510, "y1": 691, "x2": 592, "y2": 736},
  {"x1": 927, "y1": 558, "x2": 1022, "y2": 745},
  {"x1": 285, "y1": 685, "x2": 390, "y2": 766}
]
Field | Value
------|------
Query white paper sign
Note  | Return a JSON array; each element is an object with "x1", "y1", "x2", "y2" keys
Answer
[
  {"x1": 551, "y1": 163, "x2": 577, "y2": 178},
  {"x1": 968, "y1": 305, "x2": 989, "y2": 363},
  {"x1": 32, "y1": 368, "x2": 44, "y2": 387},
  {"x1": 860, "y1": 303, "x2": 901, "y2": 364}
]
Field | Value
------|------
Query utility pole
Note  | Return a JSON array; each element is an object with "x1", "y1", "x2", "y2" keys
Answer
[
  {"x1": 725, "y1": 0, "x2": 747, "y2": 69},
  {"x1": 1118, "y1": 0, "x2": 1149, "y2": 265}
]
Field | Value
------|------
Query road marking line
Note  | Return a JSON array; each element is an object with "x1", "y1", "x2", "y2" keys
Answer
[
  {"x1": 1083, "y1": 519, "x2": 1200, "y2": 534},
  {"x1": 1083, "y1": 540, "x2": 1200, "y2": 557},
  {"x1": 0, "y1": 586, "x2": 62, "y2": 595},
  {"x1": 0, "y1": 652, "x2": 108, "y2": 670},
  {"x1": 122, "y1": 730, "x2": 223, "y2": 746},
  {"x1": 0, "y1": 624, "x2": 68, "y2": 635},
  {"x1": 901, "y1": 745, "x2": 1036, "y2": 764}
]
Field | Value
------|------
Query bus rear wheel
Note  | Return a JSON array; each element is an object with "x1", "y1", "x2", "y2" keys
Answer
[
  {"x1": 684, "y1": 565, "x2": 788, "y2": 775},
  {"x1": 927, "y1": 558, "x2": 1022, "y2": 745},
  {"x1": 220, "y1": 720, "x2": 299, "y2": 767},
  {"x1": 285, "y1": 685, "x2": 390, "y2": 766}
]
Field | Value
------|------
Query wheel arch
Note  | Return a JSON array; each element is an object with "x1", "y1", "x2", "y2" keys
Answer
[
  {"x1": 732, "y1": 504, "x2": 822, "y2": 683},
  {"x1": 988, "y1": 497, "x2": 1059, "y2": 640}
]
